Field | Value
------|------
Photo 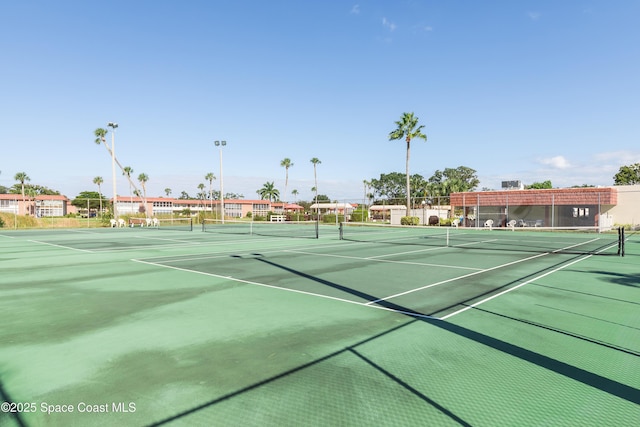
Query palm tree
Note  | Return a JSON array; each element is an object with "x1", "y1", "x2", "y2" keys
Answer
[
  {"x1": 14, "y1": 172, "x2": 30, "y2": 213},
  {"x1": 137, "y1": 173, "x2": 149, "y2": 213},
  {"x1": 291, "y1": 189, "x2": 299, "y2": 203},
  {"x1": 363, "y1": 179, "x2": 372, "y2": 206},
  {"x1": 123, "y1": 166, "x2": 134, "y2": 210},
  {"x1": 310, "y1": 158, "x2": 321, "y2": 216},
  {"x1": 94, "y1": 128, "x2": 107, "y2": 146},
  {"x1": 93, "y1": 176, "x2": 104, "y2": 215},
  {"x1": 205, "y1": 172, "x2": 216, "y2": 214},
  {"x1": 280, "y1": 158, "x2": 293, "y2": 204},
  {"x1": 164, "y1": 188, "x2": 172, "y2": 197},
  {"x1": 25, "y1": 187, "x2": 37, "y2": 216},
  {"x1": 388, "y1": 112, "x2": 427, "y2": 216},
  {"x1": 197, "y1": 183, "x2": 206, "y2": 208},
  {"x1": 94, "y1": 127, "x2": 144, "y2": 204},
  {"x1": 257, "y1": 181, "x2": 280, "y2": 202}
]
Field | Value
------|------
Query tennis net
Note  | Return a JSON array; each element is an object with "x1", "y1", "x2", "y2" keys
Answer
[
  {"x1": 202, "y1": 219, "x2": 319, "y2": 239},
  {"x1": 154, "y1": 217, "x2": 193, "y2": 231},
  {"x1": 339, "y1": 222, "x2": 623, "y2": 256}
]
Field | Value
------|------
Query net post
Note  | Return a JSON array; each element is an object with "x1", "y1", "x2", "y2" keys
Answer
[
  {"x1": 617, "y1": 227, "x2": 622, "y2": 256},
  {"x1": 446, "y1": 227, "x2": 450, "y2": 247},
  {"x1": 315, "y1": 220, "x2": 319, "y2": 239},
  {"x1": 617, "y1": 226, "x2": 626, "y2": 257},
  {"x1": 339, "y1": 222, "x2": 344, "y2": 240}
]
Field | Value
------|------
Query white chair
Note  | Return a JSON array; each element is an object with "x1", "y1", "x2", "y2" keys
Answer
[
  {"x1": 507, "y1": 219, "x2": 517, "y2": 229},
  {"x1": 451, "y1": 218, "x2": 460, "y2": 228},
  {"x1": 110, "y1": 219, "x2": 117, "y2": 228},
  {"x1": 118, "y1": 218, "x2": 126, "y2": 228},
  {"x1": 146, "y1": 218, "x2": 153, "y2": 227},
  {"x1": 483, "y1": 219, "x2": 494, "y2": 229},
  {"x1": 152, "y1": 217, "x2": 159, "y2": 227}
]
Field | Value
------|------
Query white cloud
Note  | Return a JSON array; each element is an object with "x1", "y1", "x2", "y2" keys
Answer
[
  {"x1": 593, "y1": 150, "x2": 640, "y2": 164},
  {"x1": 382, "y1": 17, "x2": 396, "y2": 32},
  {"x1": 527, "y1": 11, "x2": 541, "y2": 21},
  {"x1": 350, "y1": 4, "x2": 360, "y2": 15},
  {"x1": 540, "y1": 155, "x2": 571, "y2": 169},
  {"x1": 479, "y1": 152, "x2": 633, "y2": 190}
]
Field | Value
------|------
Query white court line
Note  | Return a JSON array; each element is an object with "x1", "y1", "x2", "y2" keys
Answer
[
  {"x1": 66, "y1": 229, "x2": 100, "y2": 234},
  {"x1": 366, "y1": 238, "x2": 498, "y2": 259},
  {"x1": 134, "y1": 240, "x2": 353, "y2": 262},
  {"x1": 366, "y1": 237, "x2": 606, "y2": 306},
  {"x1": 90, "y1": 242, "x2": 206, "y2": 252},
  {"x1": 28, "y1": 240, "x2": 93, "y2": 253},
  {"x1": 286, "y1": 250, "x2": 482, "y2": 271},
  {"x1": 439, "y1": 240, "x2": 618, "y2": 320},
  {"x1": 439, "y1": 255, "x2": 594, "y2": 320},
  {"x1": 133, "y1": 235, "x2": 200, "y2": 244},
  {"x1": 366, "y1": 252, "x2": 553, "y2": 305},
  {"x1": 131, "y1": 258, "x2": 437, "y2": 320}
]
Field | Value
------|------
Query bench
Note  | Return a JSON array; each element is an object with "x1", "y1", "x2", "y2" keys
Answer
[{"x1": 129, "y1": 218, "x2": 147, "y2": 227}]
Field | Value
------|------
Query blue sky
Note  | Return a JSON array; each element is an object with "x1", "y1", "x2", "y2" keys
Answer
[{"x1": 1, "y1": 0, "x2": 639, "y2": 202}]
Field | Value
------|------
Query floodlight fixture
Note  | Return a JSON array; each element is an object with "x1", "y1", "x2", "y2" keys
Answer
[
  {"x1": 107, "y1": 122, "x2": 118, "y2": 219},
  {"x1": 215, "y1": 140, "x2": 227, "y2": 223}
]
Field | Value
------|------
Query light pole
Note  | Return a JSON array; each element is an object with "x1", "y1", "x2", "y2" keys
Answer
[
  {"x1": 214, "y1": 140, "x2": 226, "y2": 223},
  {"x1": 108, "y1": 122, "x2": 118, "y2": 219}
]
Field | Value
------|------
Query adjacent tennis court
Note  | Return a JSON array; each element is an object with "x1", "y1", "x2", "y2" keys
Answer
[{"x1": 0, "y1": 224, "x2": 638, "y2": 426}]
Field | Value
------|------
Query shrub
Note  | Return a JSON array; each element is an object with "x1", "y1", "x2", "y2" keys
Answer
[
  {"x1": 350, "y1": 209, "x2": 367, "y2": 222},
  {"x1": 440, "y1": 218, "x2": 453, "y2": 226},
  {"x1": 322, "y1": 214, "x2": 344, "y2": 224},
  {"x1": 400, "y1": 216, "x2": 420, "y2": 226}
]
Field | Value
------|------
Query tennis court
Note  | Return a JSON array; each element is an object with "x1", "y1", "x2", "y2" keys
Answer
[{"x1": 0, "y1": 223, "x2": 638, "y2": 426}]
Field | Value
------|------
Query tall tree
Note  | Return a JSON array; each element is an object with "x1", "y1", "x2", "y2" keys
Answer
[
  {"x1": 280, "y1": 158, "x2": 294, "y2": 204},
  {"x1": 123, "y1": 166, "x2": 134, "y2": 207},
  {"x1": 525, "y1": 180, "x2": 553, "y2": 189},
  {"x1": 94, "y1": 128, "x2": 107, "y2": 146},
  {"x1": 257, "y1": 181, "x2": 280, "y2": 202},
  {"x1": 205, "y1": 172, "x2": 215, "y2": 213},
  {"x1": 363, "y1": 180, "x2": 371, "y2": 206},
  {"x1": 426, "y1": 166, "x2": 479, "y2": 204},
  {"x1": 93, "y1": 127, "x2": 143, "y2": 203},
  {"x1": 388, "y1": 112, "x2": 427, "y2": 216},
  {"x1": 93, "y1": 176, "x2": 104, "y2": 214},
  {"x1": 138, "y1": 173, "x2": 149, "y2": 213},
  {"x1": 310, "y1": 158, "x2": 321, "y2": 211},
  {"x1": 71, "y1": 191, "x2": 104, "y2": 211},
  {"x1": 613, "y1": 163, "x2": 640, "y2": 185},
  {"x1": 370, "y1": 172, "x2": 421, "y2": 204},
  {"x1": 25, "y1": 187, "x2": 37, "y2": 215},
  {"x1": 291, "y1": 189, "x2": 299, "y2": 202},
  {"x1": 14, "y1": 172, "x2": 30, "y2": 211},
  {"x1": 164, "y1": 188, "x2": 172, "y2": 197},
  {"x1": 197, "y1": 183, "x2": 206, "y2": 208}
]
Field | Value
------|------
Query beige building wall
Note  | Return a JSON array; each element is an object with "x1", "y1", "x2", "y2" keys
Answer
[{"x1": 609, "y1": 185, "x2": 640, "y2": 226}]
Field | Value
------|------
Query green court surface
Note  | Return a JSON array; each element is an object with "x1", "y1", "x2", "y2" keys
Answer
[{"x1": 0, "y1": 225, "x2": 638, "y2": 426}]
